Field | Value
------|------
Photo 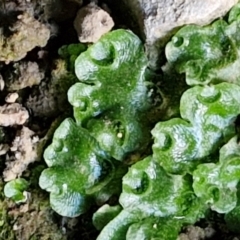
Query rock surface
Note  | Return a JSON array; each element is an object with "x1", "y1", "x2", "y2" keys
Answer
[
  {"x1": 5, "y1": 61, "x2": 44, "y2": 91},
  {"x1": 74, "y1": 3, "x2": 114, "y2": 43},
  {"x1": 0, "y1": 103, "x2": 29, "y2": 127},
  {"x1": 3, "y1": 127, "x2": 39, "y2": 181},
  {"x1": 106, "y1": 0, "x2": 238, "y2": 69},
  {"x1": 0, "y1": 12, "x2": 50, "y2": 63}
]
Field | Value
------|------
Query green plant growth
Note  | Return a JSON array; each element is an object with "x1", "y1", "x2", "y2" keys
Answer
[
  {"x1": 165, "y1": 3, "x2": 240, "y2": 86},
  {"x1": 39, "y1": 29, "x2": 160, "y2": 217},
  {"x1": 152, "y1": 83, "x2": 240, "y2": 174},
  {"x1": 69, "y1": 29, "x2": 159, "y2": 160},
  {"x1": 193, "y1": 136, "x2": 240, "y2": 213},
  {"x1": 58, "y1": 43, "x2": 87, "y2": 72},
  {"x1": 4, "y1": 178, "x2": 29, "y2": 203},
  {"x1": 97, "y1": 83, "x2": 240, "y2": 239},
  {"x1": 39, "y1": 118, "x2": 127, "y2": 217},
  {"x1": 92, "y1": 204, "x2": 122, "y2": 231},
  {"x1": 39, "y1": 3, "x2": 240, "y2": 239}
]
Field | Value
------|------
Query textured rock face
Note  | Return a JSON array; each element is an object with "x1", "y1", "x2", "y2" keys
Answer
[
  {"x1": 106, "y1": 0, "x2": 238, "y2": 69},
  {"x1": 0, "y1": 103, "x2": 29, "y2": 127},
  {"x1": 0, "y1": 12, "x2": 50, "y2": 63},
  {"x1": 74, "y1": 3, "x2": 114, "y2": 43}
]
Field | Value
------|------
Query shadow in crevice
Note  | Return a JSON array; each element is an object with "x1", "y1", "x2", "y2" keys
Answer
[{"x1": 104, "y1": 0, "x2": 145, "y2": 42}]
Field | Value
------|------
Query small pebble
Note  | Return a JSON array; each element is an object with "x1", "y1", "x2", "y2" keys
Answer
[{"x1": 5, "y1": 93, "x2": 19, "y2": 103}]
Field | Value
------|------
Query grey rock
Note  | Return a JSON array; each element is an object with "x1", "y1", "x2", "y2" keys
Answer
[
  {"x1": 74, "y1": 3, "x2": 114, "y2": 43},
  {"x1": 106, "y1": 0, "x2": 238, "y2": 69}
]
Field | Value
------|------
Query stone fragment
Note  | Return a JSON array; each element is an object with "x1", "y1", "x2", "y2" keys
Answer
[
  {"x1": 178, "y1": 226, "x2": 205, "y2": 240},
  {"x1": 3, "y1": 127, "x2": 39, "y2": 181},
  {"x1": 5, "y1": 93, "x2": 19, "y2": 103},
  {"x1": 0, "y1": 103, "x2": 29, "y2": 126},
  {"x1": 105, "y1": 0, "x2": 238, "y2": 69},
  {"x1": 0, "y1": 144, "x2": 9, "y2": 156},
  {"x1": 5, "y1": 61, "x2": 44, "y2": 91},
  {"x1": 0, "y1": 75, "x2": 4, "y2": 91},
  {"x1": 74, "y1": 3, "x2": 114, "y2": 43},
  {"x1": 0, "y1": 12, "x2": 50, "y2": 63}
]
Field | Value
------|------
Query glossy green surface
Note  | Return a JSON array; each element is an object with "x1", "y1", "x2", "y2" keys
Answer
[
  {"x1": 119, "y1": 156, "x2": 193, "y2": 218},
  {"x1": 70, "y1": 29, "x2": 153, "y2": 160},
  {"x1": 58, "y1": 43, "x2": 87, "y2": 72},
  {"x1": 39, "y1": 118, "x2": 116, "y2": 217},
  {"x1": 38, "y1": 4, "x2": 240, "y2": 237},
  {"x1": 193, "y1": 136, "x2": 240, "y2": 213},
  {"x1": 92, "y1": 204, "x2": 122, "y2": 231},
  {"x1": 166, "y1": 3, "x2": 240, "y2": 86},
  {"x1": 4, "y1": 178, "x2": 29, "y2": 203},
  {"x1": 97, "y1": 213, "x2": 183, "y2": 240},
  {"x1": 97, "y1": 157, "x2": 204, "y2": 240},
  {"x1": 39, "y1": 29, "x2": 155, "y2": 217},
  {"x1": 125, "y1": 218, "x2": 182, "y2": 240},
  {"x1": 152, "y1": 83, "x2": 240, "y2": 174}
]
